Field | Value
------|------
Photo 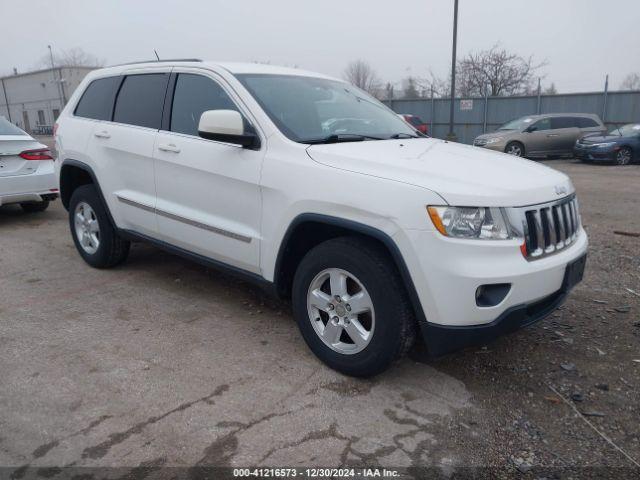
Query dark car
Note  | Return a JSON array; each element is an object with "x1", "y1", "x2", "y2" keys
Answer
[
  {"x1": 398, "y1": 114, "x2": 428, "y2": 134},
  {"x1": 574, "y1": 124, "x2": 640, "y2": 165}
]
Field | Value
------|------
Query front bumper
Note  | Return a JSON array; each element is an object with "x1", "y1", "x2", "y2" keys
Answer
[
  {"x1": 420, "y1": 253, "x2": 586, "y2": 356},
  {"x1": 394, "y1": 225, "x2": 588, "y2": 355},
  {"x1": 473, "y1": 141, "x2": 506, "y2": 152},
  {"x1": 573, "y1": 146, "x2": 616, "y2": 162}
]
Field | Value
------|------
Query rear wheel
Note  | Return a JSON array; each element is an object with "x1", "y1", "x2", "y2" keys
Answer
[
  {"x1": 505, "y1": 142, "x2": 525, "y2": 157},
  {"x1": 20, "y1": 200, "x2": 49, "y2": 213},
  {"x1": 292, "y1": 237, "x2": 416, "y2": 377},
  {"x1": 615, "y1": 147, "x2": 632, "y2": 166},
  {"x1": 69, "y1": 184, "x2": 130, "y2": 268}
]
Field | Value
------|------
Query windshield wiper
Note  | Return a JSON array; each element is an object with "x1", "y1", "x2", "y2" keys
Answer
[
  {"x1": 389, "y1": 132, "x2": 421, "y2": 139},
  {"x1": 302, "y1": 134, "x2": 385, "y2": 144}
]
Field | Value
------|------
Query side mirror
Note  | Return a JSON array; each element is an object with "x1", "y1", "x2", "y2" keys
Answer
[{"x1": 198, "y1": 110, "x2": 260, "y2": 149}]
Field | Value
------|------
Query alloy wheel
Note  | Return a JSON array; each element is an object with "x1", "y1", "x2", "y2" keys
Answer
[
  {"x1": 506, "y1": 144, "x2": 523, "y2": 156},
  {"x1": 306, "y1": 268, "x2": 375, "y2": 355},
  {"x1": 616, "y1": 148, "x2": 631, "y2": 165},
  {"x1": 74, "y1": 202, "x2": 100, "y2": 254}
]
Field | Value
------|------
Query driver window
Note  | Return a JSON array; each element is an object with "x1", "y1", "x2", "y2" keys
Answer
[
  {"x1": 530, "y1": 118, "x2": 551, "y2": 132},
  {"x1": 170, "y1": 74, "x2": 239, "y2": 136}
]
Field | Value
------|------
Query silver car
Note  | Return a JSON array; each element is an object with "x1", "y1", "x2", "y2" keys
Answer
[{"x1": 473, "y1": 113, "x2": 606, "y2": 158}]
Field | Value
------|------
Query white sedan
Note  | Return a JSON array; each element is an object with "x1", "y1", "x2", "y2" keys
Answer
[{"x1": 0, "y1": 117, "x2": 58, "y2": 212}]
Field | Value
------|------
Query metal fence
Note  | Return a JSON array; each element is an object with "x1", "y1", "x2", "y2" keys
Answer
[{"x1": 385, "y1": 90, "x2": 640, "y2": 144}]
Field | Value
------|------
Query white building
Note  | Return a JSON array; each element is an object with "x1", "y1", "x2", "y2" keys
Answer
[{"x1": 0, "y1": 66, "x2": 95, "y2": 134}]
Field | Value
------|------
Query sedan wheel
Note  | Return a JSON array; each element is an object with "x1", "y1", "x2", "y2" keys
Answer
[
  {"x1": 615, "y1": 147, "x2": 632, "y2": 166},
  {"x1": 307, "y1": 268, "x2": 375, "y2": 355}
]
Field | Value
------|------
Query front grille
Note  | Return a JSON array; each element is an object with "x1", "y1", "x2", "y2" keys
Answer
[{"x1": 522, "y1": 196, "x2": 580, "y2": 259}]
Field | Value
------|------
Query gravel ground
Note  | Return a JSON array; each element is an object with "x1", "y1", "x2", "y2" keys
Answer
[{"x1": 0, "y1": 158, "x2": 638, "y2": 478}]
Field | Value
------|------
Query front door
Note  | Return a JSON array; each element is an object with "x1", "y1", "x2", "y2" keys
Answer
[{"x1": 154, "y1": 71, "x2": 263, "y2": 274}]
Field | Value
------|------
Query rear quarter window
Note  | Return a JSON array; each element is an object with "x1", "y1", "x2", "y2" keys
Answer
[
  {"x1": 113, "y1": 74, "x2": 169, "y2": 129},
  {"x1": 74, "y1": 77, "x2": 121, "y2": 121},
  {"x1": 550, "y1": 117, "x2": 579, "y2": 129},
  {"x1": 577, "y1": 117, "x2": 600, "y2": 128}
]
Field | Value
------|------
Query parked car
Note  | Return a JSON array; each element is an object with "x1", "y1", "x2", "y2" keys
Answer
[
  {"x1": 0, "y1": 116, "x2": 58, "y2": 212},
  {"x1": 574, "y1": 123, "x2": 640, "y2": 165},
  {"x1": 398, "y1": 114, "x2": 428, "y2": 134},
  {"x1": 473, "y1": 113, "x2": 606, "y2": 159},
  {"x1": 55, "y1": 61, "x2": 587, "y2": 377}
]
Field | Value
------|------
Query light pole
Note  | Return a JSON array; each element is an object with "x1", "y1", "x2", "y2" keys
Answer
[
  {"x1": 447, "y1": 0, "x2": 459, "y2": 141},
  {"x1": 48, "y1": 45, "x2": 66, "y2": 109}
]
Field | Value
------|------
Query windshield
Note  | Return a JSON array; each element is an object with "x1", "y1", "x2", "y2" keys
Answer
[
  {"x1": 609, "y1": 124, "x2": 640, "y2": 137},
  {"x1": 0, "y1": 116, "x2": 27, "y2": 136},
  {"x1": 498, "y1": 116, "x2": 536, "y2": 131},
  {"x1": 236, "y1": 74, "x2": 417, "y2": 143}
]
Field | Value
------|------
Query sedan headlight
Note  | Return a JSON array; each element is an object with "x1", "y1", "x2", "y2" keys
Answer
[
  {"x1": 485, "y1": 137, "x2": 503, "y2": 144},
  {"x1": 427, "y1": 206, "x2": 511, "y2": 240}
]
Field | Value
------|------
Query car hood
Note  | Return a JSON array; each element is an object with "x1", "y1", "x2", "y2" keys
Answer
[
  {"x1": 306, "y1": 138, "x2": 573, "y2": 207},
  {"x1": 579, "y1": 134, "x2": 622, "y2": 144}
]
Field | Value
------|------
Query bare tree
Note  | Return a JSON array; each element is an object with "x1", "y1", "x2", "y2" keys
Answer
[
  {"x1": 456, "y1": 45, "x2": 546, "y2": 97},
  {"x1": 620, "y1": 73, "x2": 640, "y2": 90},
  {"x1": 343, "y1": 60, "x2": 380, "y2": 95},
  {"x1": 37, "y1": 47, "x2": 105, "y2": 69},
  {"x1": 543, "y1": 83, "x2": 558, "y2": 95}
]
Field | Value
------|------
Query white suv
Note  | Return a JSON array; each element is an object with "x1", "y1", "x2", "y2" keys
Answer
[{"x1": 55, "y1": 60, "x2": 588, "y2": 377}]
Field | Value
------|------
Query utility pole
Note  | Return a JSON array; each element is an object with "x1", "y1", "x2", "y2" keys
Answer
[
  {"x1": 602, "y1": 74, "x2": 609, "y2": 123},
  {"x1": 536, "y1": 77, "x2": 542, "y2": 114},
  {"x1": 48, "y1": 45, "x2": 66, "y2": 110},
  {"x1": 447, "y1": 0, "x2": 459, "y2": 141}
]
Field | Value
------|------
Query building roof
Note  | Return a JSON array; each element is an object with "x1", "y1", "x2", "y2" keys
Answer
[{"x1": 0, "y1": 65, "x2": 96, "y2": 81}]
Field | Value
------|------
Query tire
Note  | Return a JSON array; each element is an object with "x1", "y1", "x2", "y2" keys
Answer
[
  {"x1": 292, "y1": 237, "x2": 416, "y2": 377},
  {"x1": 20, "y1": 200, "x2": 49, "y2": 213},
  {"x1": 68, "y1": 184, "x2": 130, "y2": 268},
  {"x1": 615, "y1": 146, "x2": 632, "y2": 166},
  {"x1": 504, "y1": 142, "x2": 525, "y2": 157}
]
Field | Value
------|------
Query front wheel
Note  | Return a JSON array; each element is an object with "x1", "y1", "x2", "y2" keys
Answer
[
  {"x1": 615, "y1": 147, "x2": 632, "y2": 166},
  {"x1": 292, "y1": 237, "x2": 416, "y2": 377},
  {"x1": 505, "y1": 142, "x2": 525, "y2": 157}
]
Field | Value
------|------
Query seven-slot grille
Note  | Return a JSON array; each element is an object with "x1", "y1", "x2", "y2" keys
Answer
[{"x1": 523, "y1": 196, "x2": 580, "y2": 259}]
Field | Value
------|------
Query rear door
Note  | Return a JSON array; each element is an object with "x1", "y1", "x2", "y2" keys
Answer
[
  {"x1": 523, "y1": 117, "x2": 553, "y2": 155},
  {"x1": 153, "y1": 69, "x2": 263, "y2": 273},
  {"x1": 549, "y1": 117, "x2": 581, "y2": 154},
  {"x1": 86, "y1": 70, "x2": 169, "y2": 236}
]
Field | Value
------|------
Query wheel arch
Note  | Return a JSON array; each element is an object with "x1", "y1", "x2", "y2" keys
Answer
[
  {"x1": 273, "y1": 213, "x2": 427, "y2": 324},
  {"x1": 59, "y1": 160, "x2": 116, "y2": 226}
]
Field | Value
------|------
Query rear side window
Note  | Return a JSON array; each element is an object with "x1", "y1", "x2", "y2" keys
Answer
[
  {"x1": 407, "y1": 116, "x2": 424, "y2": 127},
  {"x1": 170, "y1": 74, "x2": 238, "y2": 136},
  {"x1": 74, "y1": 77, "x2": 120, "y2": 121},
  {"x1": 550, "y1": 117, "x2": 579, "y2": 129},
  {"x1": 113, "y1": 74, "x2": 169, "y2": 129},
  {"x1": 577, "y1": 117, "x2": 599, "y2": 128}
]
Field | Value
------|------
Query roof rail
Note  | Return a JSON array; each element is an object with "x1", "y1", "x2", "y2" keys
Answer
[{"x1": 110, "y1": 58, "x2": 203, "y2": 67}]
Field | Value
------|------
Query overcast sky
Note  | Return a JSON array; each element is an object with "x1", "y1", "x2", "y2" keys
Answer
[{"x1": 3, "y1": 0, "x2": 639, "y2": 92}]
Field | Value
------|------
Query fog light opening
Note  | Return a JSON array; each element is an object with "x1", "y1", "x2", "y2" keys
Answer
[{"x1": 476, "y1": 283, "x2": 511, "y2": 307}]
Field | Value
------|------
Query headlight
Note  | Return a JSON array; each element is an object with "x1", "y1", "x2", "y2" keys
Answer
[
  {"x1": 485, "y1": 137, "x2": 503, "y2": 144},
  {"x1": 427, "y1": 206, "x2": 511, "y2": 240}
]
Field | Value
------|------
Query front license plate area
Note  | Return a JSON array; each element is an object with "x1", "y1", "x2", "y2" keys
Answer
[{"x1": 563, "y1": 254, "x2": 586, "y2": 292}]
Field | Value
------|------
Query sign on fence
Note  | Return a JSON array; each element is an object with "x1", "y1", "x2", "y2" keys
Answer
[{"x1": 460, "y1": 99, "x2": 473, "y2": 111}]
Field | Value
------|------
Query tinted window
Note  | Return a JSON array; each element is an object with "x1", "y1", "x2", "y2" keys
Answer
[
  {"x1": 550, "y1": 117, "x2": 578, "y2": 129},
  {"x1": 577, "y1": 117, "x2": 599, "y2": 128},
  {"x1": 170, "y1": 74, "x2": 238, "y2": 135},
  {"x1": 407, "y1": 116, "x2": 424, "y2": 127},
  {"x1": 113, "y1": 74, "x2": 168, "y2": 129},
  {"x1": 74, "y1": 77, "x2": 120, "y2": 120},
  {"x1": 530, "y1": 118, "x2": 551, "y2": 131}
]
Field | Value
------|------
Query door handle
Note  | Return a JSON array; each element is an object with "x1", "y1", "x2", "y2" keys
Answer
[
  {"x1": 94, "y1": 130, "x2": 111, "y2": 139},
  {"x1": 158, "y1": 143, "x2": 181, "y2": 153},
  {"x1": 546, "y1": 134, "x2": 559, "y2": 137}
]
